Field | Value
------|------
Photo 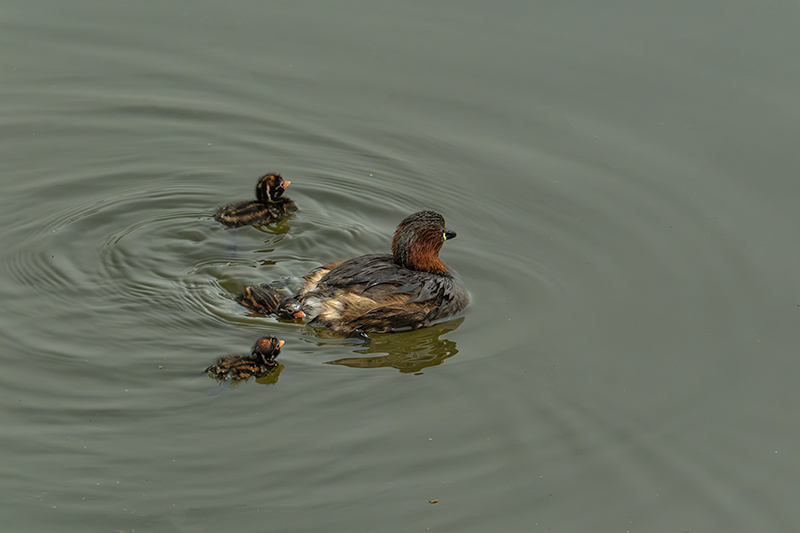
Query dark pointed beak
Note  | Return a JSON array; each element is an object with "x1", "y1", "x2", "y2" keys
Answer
[{"x1": 444, "y1": 229, "x2": 457, "y2": 240}]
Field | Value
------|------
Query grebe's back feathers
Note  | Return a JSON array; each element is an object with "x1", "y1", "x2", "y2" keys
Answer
[{"x1": 316, "y1": 254, "x2": 455, "y2": 301}]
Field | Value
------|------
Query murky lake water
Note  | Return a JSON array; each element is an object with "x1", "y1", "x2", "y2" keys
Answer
[{"x1": 3, "y1": 1, "x2": 800, "y2": 531}]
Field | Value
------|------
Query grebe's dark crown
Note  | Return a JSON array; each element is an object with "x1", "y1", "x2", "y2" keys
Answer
[{"x1": 398, "y1": 210, "x2": 445, "y2": 228}]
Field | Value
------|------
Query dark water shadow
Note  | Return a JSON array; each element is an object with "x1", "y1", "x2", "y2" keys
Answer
[
  {"x1": 323, "y1": 317, "x2": 464, "y2": 373},
  {"x1": 206, "y1": 363, "x2": 284, "y2": 394}
]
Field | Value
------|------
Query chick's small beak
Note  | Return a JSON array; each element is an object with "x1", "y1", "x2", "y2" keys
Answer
[
  {"x1": 277, "y1": 340, "x2": 285, "y2": 349},
  {"x1": 282, "y1": 180, "x2": 291, "y2": 188},
  {"x1": 292, "y1": 310, "x2": 306, "y2": 319},
  {"x1": 444, "y1": 229, "x2": 457, "y2": 240}
]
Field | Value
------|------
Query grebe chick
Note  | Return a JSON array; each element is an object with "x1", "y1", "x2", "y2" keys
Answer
[
  {"x1": 237, "y1": 211, "x2": 469, "y2": 334},
  {"x1": 236, "y1": 285, "x2": 306, "y2": 319},
  {"x1": 215, "y1": 173, "x2": 297, "y2": 228},
  {"x1": 206, "y1": 336, "x2": 284, "y2": 380}
]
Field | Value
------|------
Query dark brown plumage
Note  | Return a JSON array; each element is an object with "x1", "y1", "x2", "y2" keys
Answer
[
  {"x1": 237, "y1": 211, "x2": 469, "y2": 334},
  {"x1": 206, "y1": 336, "x2": 284, "y2": 380},
  {"x1": 215, "y1": 173, "x2": 297, "y2": 228}
]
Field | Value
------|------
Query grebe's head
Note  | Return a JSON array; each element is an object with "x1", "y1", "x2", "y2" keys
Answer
[
  {"x1": 392, "y1": 211, "x2": 456, "y2": 274},
  {"x1": 255, "y1": 173, "x2": 290, "y2": 203},
  {"x1": 251, "y1": 336, "x2": 284, "y2": 365},
  {"x1": 277, "y1": 299, "x2": 306, "y2": 319}
]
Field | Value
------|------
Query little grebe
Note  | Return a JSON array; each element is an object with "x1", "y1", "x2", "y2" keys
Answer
[
  {"x1": 237, "y1": 211, "x2": 469, "y2": 334},
  {"x1": 215, "y1": 173, "x2": 297, "y2": 228},
  {"x1": 206, "y1": 336, "x2": 284, "y2": 380}
]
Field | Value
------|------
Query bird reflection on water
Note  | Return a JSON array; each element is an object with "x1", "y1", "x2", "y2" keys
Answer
[{"x1": 323, "y1": 317, "x2": 464, "y2": 373}]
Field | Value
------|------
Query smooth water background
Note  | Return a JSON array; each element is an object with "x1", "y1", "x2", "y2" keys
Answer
[{"x1": 3, "y1": 1, "x2": 800, "y2": 531}]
